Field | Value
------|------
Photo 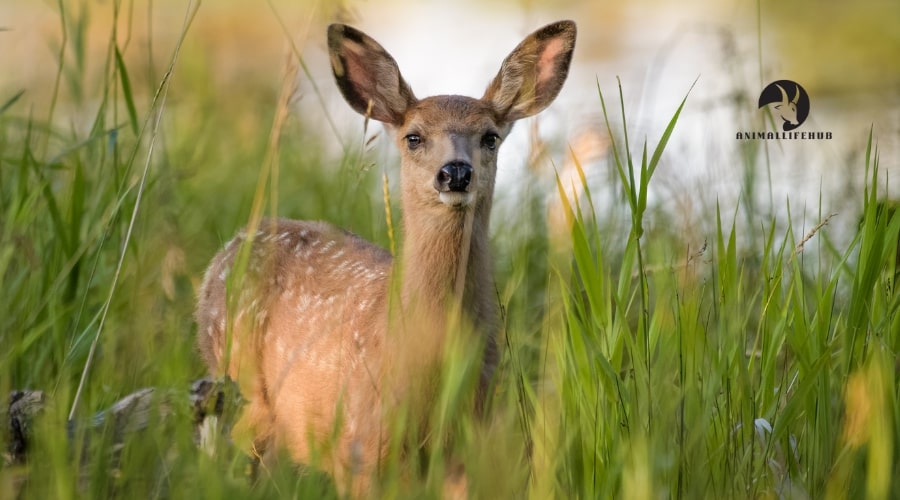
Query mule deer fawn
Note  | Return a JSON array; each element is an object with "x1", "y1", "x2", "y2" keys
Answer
[{"x1": 196, "y1": 20, "x2": 576, "y2": 493}]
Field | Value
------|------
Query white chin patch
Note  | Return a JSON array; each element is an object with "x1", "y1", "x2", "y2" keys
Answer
[{"x1": 438, "y1": 191, "x2": 475, "y2": 208}]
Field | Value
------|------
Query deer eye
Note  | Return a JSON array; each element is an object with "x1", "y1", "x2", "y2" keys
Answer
[
  {"x1": 405, "y1": 134, "x2": 422, "y2": 150},
  {"x1": 481, "y1": 133, "x2": 500, "y2": 151}
]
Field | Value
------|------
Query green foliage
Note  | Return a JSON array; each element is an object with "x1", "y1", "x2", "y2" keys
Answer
[
  {"x1": 1, "y1": 2, "x2": 897, "y2": 499},
  {"x1": 538, "y1": 92, "x2": 899, "y2": 499}
]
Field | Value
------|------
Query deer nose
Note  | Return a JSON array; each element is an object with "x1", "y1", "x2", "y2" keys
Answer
[{"x1": 435, "y1": 161, "x2": 473, "y2": 193}]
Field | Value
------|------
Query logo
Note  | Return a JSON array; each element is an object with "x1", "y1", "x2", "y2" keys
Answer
[
  {"x1": 736, "y1": 79, "x2": 831, "y2": 141},
  {"x1": 758, "y1": 80, "x2": 809, "y2": 131}
]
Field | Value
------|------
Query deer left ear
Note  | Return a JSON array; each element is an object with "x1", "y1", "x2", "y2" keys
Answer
[
  {"x1": 482, "y1": 20, "x2": 576, "y2": 123},
  {"x1": 328, "y1": 23, "x2": 417, "y2": 125}
]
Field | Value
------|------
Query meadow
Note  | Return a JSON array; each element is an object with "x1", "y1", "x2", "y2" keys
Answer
[{"x1": 1, "y1": 1, "x2": 898, "y2": 499}]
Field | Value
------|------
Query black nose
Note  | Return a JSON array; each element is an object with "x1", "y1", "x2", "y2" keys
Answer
[{"x1": 435, "y1": 161, "x2": 473, "y2": 193}]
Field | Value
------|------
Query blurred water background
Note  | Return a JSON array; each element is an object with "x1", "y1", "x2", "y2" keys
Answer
[{"x1": 2, "y1": 0, "x2": 897, "y2": 243}]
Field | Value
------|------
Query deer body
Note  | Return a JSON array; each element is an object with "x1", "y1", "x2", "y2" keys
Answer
[{"x1": 196, "y1": 21, "x2": 576, "y2": 492}]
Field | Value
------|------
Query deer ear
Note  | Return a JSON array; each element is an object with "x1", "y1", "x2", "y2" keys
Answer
[
  {"x1": 328, "y1": 24, "x2": 417, "y2": 126},
  {"x1": 482, "y1": 20, "x2": 576, "y2": 123}
]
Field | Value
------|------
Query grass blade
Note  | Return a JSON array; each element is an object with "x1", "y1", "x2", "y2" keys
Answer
[{"x1": 114, "y1": 44, "x2": 139, "y2": 135}]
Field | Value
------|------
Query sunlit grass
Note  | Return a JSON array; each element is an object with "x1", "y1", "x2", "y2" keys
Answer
[{"x1": 2, "y1": 2, "x2": 898, "y2": 499}]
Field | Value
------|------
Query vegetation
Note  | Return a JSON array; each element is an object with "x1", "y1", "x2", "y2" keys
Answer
[{"x1": 2, "y1": 2, "x2": 897, "y2": 498}]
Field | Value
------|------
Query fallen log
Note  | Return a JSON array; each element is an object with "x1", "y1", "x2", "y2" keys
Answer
[
  {"x1": 4, "y1": 377, "x2": 244, "y2": 467},
  {"x1": 6, "y1": 389, "x2": 45, "y2": 465}
]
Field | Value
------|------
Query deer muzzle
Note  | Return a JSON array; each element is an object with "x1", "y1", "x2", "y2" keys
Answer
[{"x1": 435, "y1": 161, "x2": 473, "y2": 193}]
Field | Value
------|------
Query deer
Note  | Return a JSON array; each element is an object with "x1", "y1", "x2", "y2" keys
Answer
[{"x1": 195, "y1": 20, "x2": 576, "y2": 496}]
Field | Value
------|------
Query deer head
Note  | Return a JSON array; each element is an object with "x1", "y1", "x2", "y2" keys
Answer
[{"x1": 327, "y1": 21, "x2": 577, "y2": 220}]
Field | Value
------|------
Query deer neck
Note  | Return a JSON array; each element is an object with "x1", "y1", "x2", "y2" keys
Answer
[
  {"x1": 380, "y1": 194, "x2": 495, "y2": 410},
  {"x1": 398, "y1": 198, "x2": 494, "y2": 322}
]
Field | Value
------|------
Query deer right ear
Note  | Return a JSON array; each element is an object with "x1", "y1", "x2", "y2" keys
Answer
[
  {"x1": 328, "y1": 24, "x2": 417, "y2": 126},
  {"x1": 483, "y1": 20, "x2": 576, "y2": 123}
]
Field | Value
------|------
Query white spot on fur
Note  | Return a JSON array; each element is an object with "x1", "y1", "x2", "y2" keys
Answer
[
  {"x1": 335, "y1": 260, "x2": 350, "y2": 275},
  {"x1": 296, "y1": 294, "x2": 312, "y2": 313},
  {"x1": 352, "y1": 330, "x2": 367, "y2": 351},
  {"x1": 256, "y1": 308, "x2": 268, "y2": 327},
  {"x1": 320, "y1": 240, "x2": 336, "y2": 253}
]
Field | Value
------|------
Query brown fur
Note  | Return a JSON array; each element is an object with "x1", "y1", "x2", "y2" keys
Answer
[{"x1": 195, "y1": 20, "x2": 576, "y2": 496}]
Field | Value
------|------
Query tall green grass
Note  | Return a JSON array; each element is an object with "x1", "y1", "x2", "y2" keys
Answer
[
  {"x1": 2, "y1": 2, "x2": 897, "y2": 499},
  {"x1": 534, "y1": 79, "x2": 898, "y2": 498}
]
